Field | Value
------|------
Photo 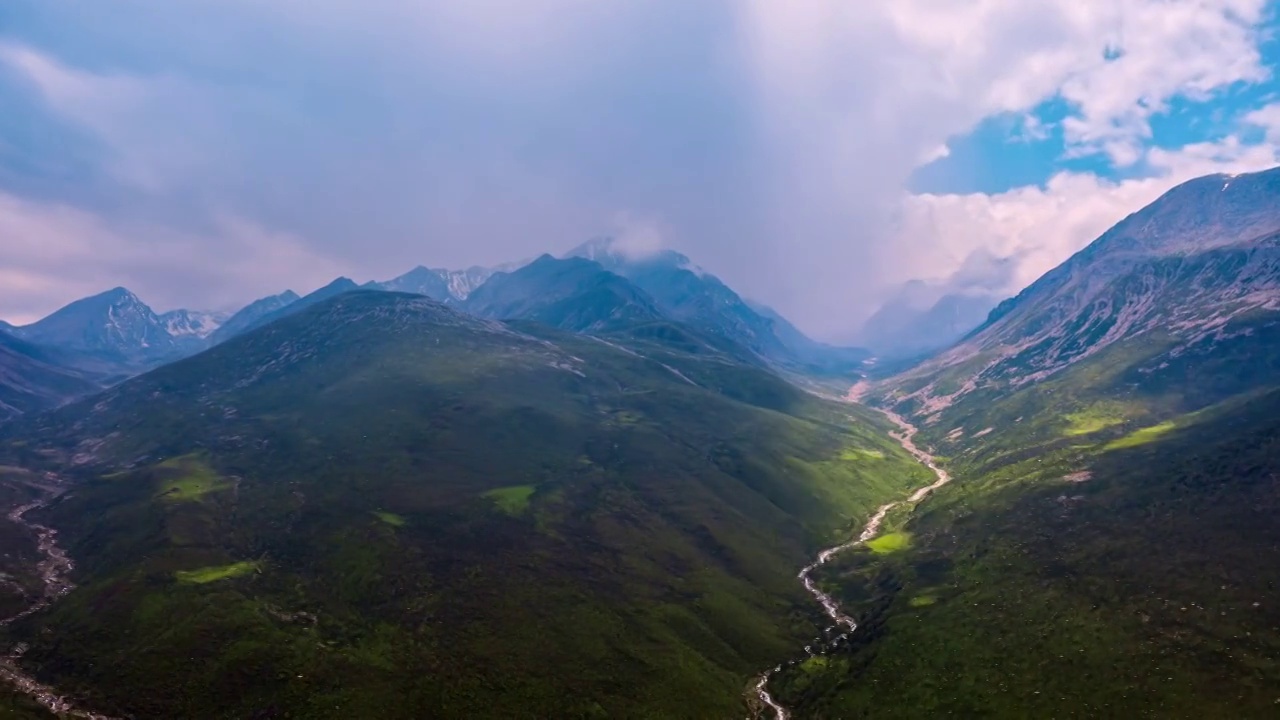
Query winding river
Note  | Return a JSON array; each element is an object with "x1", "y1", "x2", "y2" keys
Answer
[
  {"x1": 0, "y1": 478, "x2": 115, "y2": 720},
  {"x1": 751, "y1": 409, "x2": 950, "y2": 720}
]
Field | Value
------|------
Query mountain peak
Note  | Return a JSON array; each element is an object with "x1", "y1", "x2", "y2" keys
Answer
[{"x1": 564, "y1": 236, "x2": 694, "y2": 272}]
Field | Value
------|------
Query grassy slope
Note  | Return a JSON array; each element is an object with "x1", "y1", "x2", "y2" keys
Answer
[
  {"x1": 772, "y1": 321, "x2": 1280, "y2": 717},
  {"x1": 0, "y1": 293, "x2": 930, "y2": 719}
]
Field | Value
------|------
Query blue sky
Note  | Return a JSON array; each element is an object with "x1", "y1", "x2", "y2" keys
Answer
[
  {"x1": 913, "y1": 27, "x2": 1280, "y2": 196},
  {"x1": 1, "y1": 1, "x2": 1279, "y2": 341}
]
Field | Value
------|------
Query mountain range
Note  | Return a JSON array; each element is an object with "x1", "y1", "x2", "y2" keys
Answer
[
  {"x1": 765, "y1": 165, "x2": 1280, "y2": 716},
  {"x1": 0, "y1": 290, "x2": 927, "y2": 718},
  {"x1": 0, "y1": 241, "x2": 867, "y2": 423},
  {"x1": 3, "y1": 166, "x2": 1280, "y2": 717}
]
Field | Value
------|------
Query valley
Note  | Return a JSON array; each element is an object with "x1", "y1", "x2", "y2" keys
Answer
[
  {"x1": 751, "y1": 410, "x2": 951, "y2": 720},
  {"x1": 2, "y1": 169, "x2": 1280, "y2": 717}
]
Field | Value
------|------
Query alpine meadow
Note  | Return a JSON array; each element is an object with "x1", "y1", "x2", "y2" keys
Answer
[{"x1": 3, "y1": 3, "x2": 1280, "y2": 718}]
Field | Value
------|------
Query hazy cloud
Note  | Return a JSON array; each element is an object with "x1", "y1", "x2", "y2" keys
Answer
[{"x1": 0, "y1": 0, "x2": 1276, "y2": 340}]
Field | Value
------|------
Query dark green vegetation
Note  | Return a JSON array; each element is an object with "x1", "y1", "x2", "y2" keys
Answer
[
  {"x1": 0, "y1": 291, "x2": 929, "y2": 718},
  {"x1": 769, "y1": 168, "x2": 1280, "y2": 717},
  {"x1": 462, "y1": 255, "x2": 666, "y2": 334},
  {"x1": 772, "y1": 388, "x2": 1280, "y2": 718}
]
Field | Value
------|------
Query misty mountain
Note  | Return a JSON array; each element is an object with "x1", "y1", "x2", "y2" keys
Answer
[
  {"x1": 462, "y1": 255, "x2": 667, "y2": 333},
  {"x1": 566, "y1": 237, "x2": 868, "y2": 374},
  {"x1": 876, "y1": 166, "x2": 1280, "y2": 420},
  {"x1": 858, "y1": 290, "x2": 1000, "y2": 358}
]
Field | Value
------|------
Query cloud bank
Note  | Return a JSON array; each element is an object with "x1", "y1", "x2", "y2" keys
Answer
[{"x1": 0, "y1": 0, "x2": 1277, "y2": 338}]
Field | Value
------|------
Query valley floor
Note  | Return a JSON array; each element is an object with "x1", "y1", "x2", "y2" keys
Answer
[{"x1": 767, "y1": 389, "x2": 1280, "y2": 718}]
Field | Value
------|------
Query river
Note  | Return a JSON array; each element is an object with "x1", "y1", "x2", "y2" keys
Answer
[
  {"x1": 0, "y1": 477, "x2": 116, "y2": 720},
  {"x1": 750, "y1": 408, "x2": 950, "y2": 720}
]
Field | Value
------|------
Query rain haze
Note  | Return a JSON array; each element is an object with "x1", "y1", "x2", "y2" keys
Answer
[{"x1": 2, "y1": 0, "x2": 1280, "y2": 341}]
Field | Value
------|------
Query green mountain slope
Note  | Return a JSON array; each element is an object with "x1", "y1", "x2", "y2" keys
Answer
[
  {"x1": 0, "y1": 291, "x2": 930, "y2": 718},
  {"x1": 462, "y1": 255, "x2": 667, "y2": 334},
  {"x1": 768, "y1": 167, "x2": 1280, "y2": 717},
  {"x1": 771, "y1": 387, "x2": 1280, "y2": 718}
]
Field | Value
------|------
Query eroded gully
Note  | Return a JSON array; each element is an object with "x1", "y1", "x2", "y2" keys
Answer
[
  {"x1": 750, "y1": 408, "x2": 951, "y2": 720},
  {"x1": 0, "y1": 477, "x2": 115, "y2": 719}
]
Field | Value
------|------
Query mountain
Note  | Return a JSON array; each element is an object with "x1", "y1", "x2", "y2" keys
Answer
[
  {"x1": 566, "y1": 238, "x2": 869, "y2": 375},
  {"x1": 209, "y1": 279, "x2": 359, "y2": 343},
  {"x1": 367, "y1": 266, "x2": 451, "y2": 301},
  {"x1": 8, "y1": 287, "x2": 179, "y2": 368},
  {"x1": 858, "y1": 290, "x2": 1001, "y2": 359},
  {"x1": 461, "y1": 255, "x2": 666, "y2": 333},
  {"x1": 875, "y1": 166, "x2": 1280, "y2": 423},
  {"x1": 0, "y1": 290, "x2": 930, "y2": 718},
  {"x1": 208, "y1": 290, "x2": 301, "y2": 344},
  {"x1": 0, "y1": 331, "x2": 102, "y2": 421},
  {"x1": 159, "y1": 309, "x2": 229, "y2": 340},
  {"x1": 369, "y1": 262, "x2": 533, "y2": 303},
  {"x1": 761, "y1": 166, "x2": 1280, "y2": 716}
]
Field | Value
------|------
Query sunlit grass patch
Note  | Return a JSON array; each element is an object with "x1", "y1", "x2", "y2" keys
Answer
[
  {"x1": 1063, "y1": 408, "x2": 1128, "y2": 436},
  {"x1": 839, "y1": 448, "x2": 886, "y2": 461},
  {"x1": 1104, "y1": 422, "x2": 1176, "y2": 450},
  {"x1": 483, "y1": 484, "x2": 537, "y2": 515},
  {"x1": 372, "y1": 511, "x2": 406, "y2": 527},
  {"x1": 175, "y1": 561, "x2": 260, "y2": 584},
  {"x1": 867, "y1": 532, "x2": 912, "y2": 554},
  {"x1": 154, "y1": 456, "x2": 233, "y2": 503}
]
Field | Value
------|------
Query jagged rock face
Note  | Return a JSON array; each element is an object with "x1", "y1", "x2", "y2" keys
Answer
[
  {"x1": 160, "y1": 309, "x2": 229, "y2": 340},
  {"x1": 884, "y1": 167, "x2": 1280, "y2": 414}
]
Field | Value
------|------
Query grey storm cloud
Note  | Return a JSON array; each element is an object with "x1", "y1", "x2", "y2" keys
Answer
[{"x1": 0, "y1": 1, "x2": 1275, "y2": 340}]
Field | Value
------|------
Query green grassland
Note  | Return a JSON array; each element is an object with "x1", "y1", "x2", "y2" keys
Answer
[
  {"x1": 0, "y1": 293, "x2": 932, "y2": 718},
  {"x1": 767, "y1": 314, "x2": 1280, "y2": 717},
  {"x1": 175, "y1": 561, "x2": 260, "y2": 584}
]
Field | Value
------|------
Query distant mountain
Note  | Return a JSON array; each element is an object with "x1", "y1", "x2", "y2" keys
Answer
[
  {"x1": 8, "y1": 287, "x2": 179, "y2": 368},
  {"x1": 369, "y1": 261, "x2": 532, "y2": 302},
  {"x1": 462, "y1": 255, "x2": 666, "y2": 333},
  {"x1": 2, "y1": 290, "x2": 929, "y2": 718},
  {"x1": 0, "y1": 330, "x2": 102, "y2": 421},
  {"x1": 876, "y1": 166, "x2": 1280, "y2": 421},
  {"x1": 159, "y1": 309, "x2": 229, "y2": 340},
  {"x1": 208, "y1": 290, "x2": 301, "y2": 345},
  {"x1": 367, "y1": 266, "x2": 451, "y2": 301},
  {"x1": 859, "y1": 290, "x2": 1000, "y2": 359},
  {"x1": 208, "y1": 278, "x2": 361, "y2": 344},
  {"x1": 811, "y1": 167, "x2": 1280, "y2": 717},
  {"x1": 565, "y1": 238, "x2": 868, "y2": 374}
]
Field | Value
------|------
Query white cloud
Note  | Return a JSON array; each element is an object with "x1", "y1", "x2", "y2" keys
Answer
[
  {"x1": 0, "y1": 1, "x2": 1276, "y2": 340},
  {"x1": 896, "y1": 135, "x2": 1280, "y2": 303},
  {"x1": 0, "y1": 191, "x2": 346, "y2": 324},
  {"x1": 735, "y1": 0, "x2": 1274, "y2": 337},
  {"x1": 1245, "y1": 102, "x2": 1280, "y2": 140}
]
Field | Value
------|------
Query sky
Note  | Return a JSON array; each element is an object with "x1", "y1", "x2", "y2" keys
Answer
[{"x1": 1, "y1": 1, "x2": 1279, "y2": 341}]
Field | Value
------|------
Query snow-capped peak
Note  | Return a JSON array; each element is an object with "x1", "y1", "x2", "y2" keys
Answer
[{"x1": 160, "y1": 309, "x2": 230, "y2": 339}]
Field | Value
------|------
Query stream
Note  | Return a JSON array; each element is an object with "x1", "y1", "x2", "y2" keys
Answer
[
  {"x1": 0, "y1": 478, "x2": 115, "y2": 720},
  {"x1": 750, "y1": 409, "x2": 951, "y2": 720}
]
